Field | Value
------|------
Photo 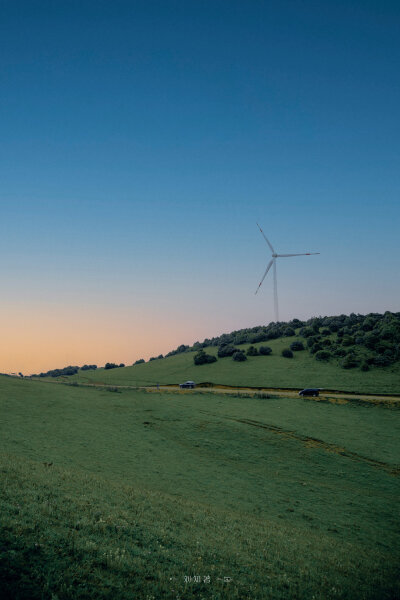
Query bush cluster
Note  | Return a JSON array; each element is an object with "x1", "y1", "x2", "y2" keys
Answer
[
  {"x1": 246, "y1": 346, "x2": 259, "y2": 356},
  {"x1": 194, "y1": 350, "x2": 217, "y2": 365},
  {"x1": 35, "y1": 365, "x2": 79, "y2": 378},
  {"x1": 259, "y1": 346, "x2": 272, "y2": 355},
  {"x1": 290, "y1": 341, "x2": 304, "y2": 351},
  {"x1": 218, "y1": 345, "x2": 238, "y2": 358}
]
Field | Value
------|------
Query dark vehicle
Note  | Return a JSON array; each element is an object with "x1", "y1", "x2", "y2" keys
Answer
[
  {"x1": 179, "y1": 380, "x2": 196, "y2": 389},
  {"x1": 299, "y1": 388, "x2": 320, "y2": 397}
]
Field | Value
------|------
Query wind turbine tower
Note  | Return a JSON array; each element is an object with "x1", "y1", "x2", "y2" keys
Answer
[{"x1": 255, "y1": 223, "x2": 320, "y2": 322}]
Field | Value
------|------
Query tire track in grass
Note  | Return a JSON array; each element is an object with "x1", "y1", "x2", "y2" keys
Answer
[{"x1": 199, "y1": 410, "x2": 400, "y2": 476}]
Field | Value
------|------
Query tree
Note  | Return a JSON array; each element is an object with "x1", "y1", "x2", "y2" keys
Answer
[
  {"x1": 282, "y1": 349, "x2": 293, "y2": 358},
  {"x1": 105, "y1": 363, "x2": 118, "y2": 370},
  {"x1": 134, "y1": 359, "x2": 145, "y2": 365},
  {"x1": 232, "y1": 351, "x2": 247, "y2": 362}
]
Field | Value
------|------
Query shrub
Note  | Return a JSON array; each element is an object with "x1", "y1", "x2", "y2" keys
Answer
[
  {"x1": 334, "y1": 347, "x2": 347, "y2": 358},
  {"x1": 290, "y1": 341, "x2": 304, "y2": 351},
  {"x1": 321, "y1": 328, "x2": 331, "y2": 336},
  {"x1": 246, "y1": 346, "x2": 259, "y2": 356},
  {"x1": 119, "y1": 363, "x2": 125, "y2": 368},
  {"x1": 218, "y1": 345, "x2": 238, "y2": 358},
  {"x1": 321, "y1": 338, "x2": 332, "y2": 347},
  {"x1": 310, "y1": 343, "x2": 323, "y2": 354},
  {"x1": 80, "y1": 364, "x2": 97, "y2": 371},
  {"x1": 194, "y1": 350, "x2": 217, "y2": 365},
  {"x1": 315, "y1": 350, "x2": 331, "y2": 361},
  {"x1": 307, "y1": 336, "x2": 320, "y2": 348},
  {"x1": 342, "y1": 335, "x2": 355, "y2": 347},
  {"x1": 166, "y1": 344, "x2": 190, "y2": 357},
  {"x1": 361, "y1": 317, "x2": 376, "y2": 332},
  {"x1": 284, "y1": 327, "x2": 295, "y2": 337},
  {"x1": 373, "y1": 355, "x2": 391, "y2": 367},
  {"x1": 341, "y1": 355, "x2": 359, "y2": 369},
  {"x1": 361, "y1": 362, "x2": 370, "y2": 371},
  {"x1": 301, "y1": 327, "x2": 314, "y2": 338},
  {"x1": 232, "y1": 351, "x2": 247, "y2": 362},
  {"x1": 363, "y1": 331, "x2": 380, "y2": 349},
  {"x1": 134, "y1": 359, "x2": 145, "y2": 365},
  {"x1": 259, "y1": 345, "x2": 272, "y2": 355},
  {"x1": 282, "y1": 349, "x2": 293, "y2": 358},
  {"x1": 104, "y1": 363, "x2": 118, "y2": 370},
  {"x1": 248, "y1": 332, "x2": 269, "y2": 343}
]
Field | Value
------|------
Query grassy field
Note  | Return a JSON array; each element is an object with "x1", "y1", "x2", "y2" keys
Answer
[
  {"x1": 1, "y1": 374, "x2": 399, "y2": 599},
  {"x1": 61, "y1": 335, "x2": 400, "y2": 395}
]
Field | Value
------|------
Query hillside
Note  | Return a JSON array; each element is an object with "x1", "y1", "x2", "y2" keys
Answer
[
  {"x1": 1, "y1": 375, "x2": 399, "y2": 599},
  {"x1": 67, "y1": 334, "x2": 399, "y2": 394},
  {"x1": 34, "y1": 312, "x2": 400, "y2": 394}
]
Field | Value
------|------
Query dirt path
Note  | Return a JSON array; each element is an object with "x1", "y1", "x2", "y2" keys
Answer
[
  {"x1": 142, "y1": 384, "x2": 400, "y2": 406},
  {"x1": 42, "y1": 379, "x2": 400, "y2": 406}
]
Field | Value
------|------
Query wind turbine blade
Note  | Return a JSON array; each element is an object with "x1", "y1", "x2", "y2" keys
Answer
[
  {"x1": 255, "y1": 259, "x2": 273, "y2": 294},
  {"x1": 276, "y1": 253, "x2": 320, "y2": 257},
  {"x1": 257, "y1": 223, "x2": 275, "y2": 253}
]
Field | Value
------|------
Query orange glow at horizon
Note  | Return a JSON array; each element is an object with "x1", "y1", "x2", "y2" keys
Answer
[{"x1": 0, "y1": 302, "x2": 211, "y2": 375}]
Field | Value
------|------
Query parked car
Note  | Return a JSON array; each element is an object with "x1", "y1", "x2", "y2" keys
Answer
[
  {"x1": 299, "y1": 388, "x2": 320, "y2": 397},
  {"x1": 179, "y1": 381, "x2": 196, "y2": 389}
]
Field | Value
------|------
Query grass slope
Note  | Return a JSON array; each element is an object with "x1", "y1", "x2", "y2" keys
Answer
[
  {"x1": 66, "y1": 335, "x2": 400, "y2": 394},
  {"x1": 1, "y1": 375, "x2": 399, "y2": 599}
]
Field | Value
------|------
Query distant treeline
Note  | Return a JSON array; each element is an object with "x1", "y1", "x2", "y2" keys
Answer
[{"x1": 32, "y1": 365, "x2": 98, "y2": 378}]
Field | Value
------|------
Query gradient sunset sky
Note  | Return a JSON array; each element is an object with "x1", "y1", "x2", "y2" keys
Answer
[{"x1": 1, "y1": 1, "x2": 399, "y2": 374}]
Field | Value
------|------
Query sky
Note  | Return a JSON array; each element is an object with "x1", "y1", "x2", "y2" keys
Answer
[{"x1": 1, "y1": 0, "x2": 399, "y2": 374}]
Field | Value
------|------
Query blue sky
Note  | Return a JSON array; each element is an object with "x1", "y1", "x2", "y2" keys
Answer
[{"x1": 1, "y1": 1, "x2": 399, "y2": 371}]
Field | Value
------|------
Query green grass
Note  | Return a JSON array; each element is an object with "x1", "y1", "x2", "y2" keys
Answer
[
  {"x1": 61, "y1": 335, "x2": 400, "y2": 394},
  {"x1": 1, "y1": 375, "x2": 399, "y2": 599}
]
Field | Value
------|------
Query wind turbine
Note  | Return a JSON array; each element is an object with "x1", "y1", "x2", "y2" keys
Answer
[{"x1": 255, "y1": 223, "x2": 320, "y2": 322}]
